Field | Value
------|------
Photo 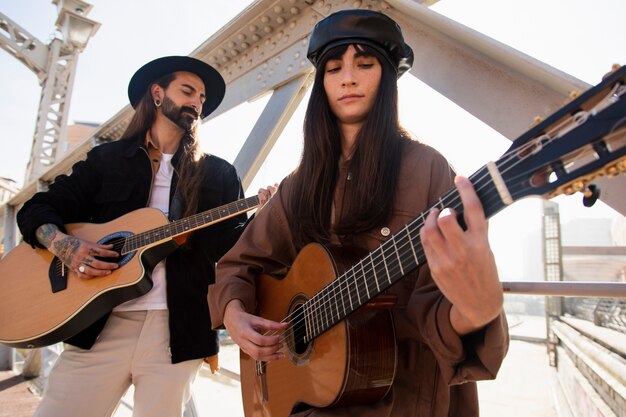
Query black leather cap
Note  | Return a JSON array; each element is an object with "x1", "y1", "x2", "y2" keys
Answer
[
  {"x1": 307, "y1": 9, "x2": 414, "y2": 77},
  {"x1": 128, "y1": 56, "x2": 226, "y2": 118}
]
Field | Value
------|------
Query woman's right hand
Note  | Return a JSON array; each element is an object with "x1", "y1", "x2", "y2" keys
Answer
[{"x1": 223, "y1": 299, "x2": 288, "y2": 361}]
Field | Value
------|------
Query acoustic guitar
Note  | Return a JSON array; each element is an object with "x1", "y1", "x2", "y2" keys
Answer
[
  {"x1": 0, "y1": 195, "x2": 260, "y2": 348},
  {"x1": 240, "y1": 66, "x2": 626, "y2": 417}
]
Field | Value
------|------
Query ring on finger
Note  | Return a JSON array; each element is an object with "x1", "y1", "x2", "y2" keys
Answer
[{"x1": 78, "y1": 265, "x2": 86, "y2": 273}]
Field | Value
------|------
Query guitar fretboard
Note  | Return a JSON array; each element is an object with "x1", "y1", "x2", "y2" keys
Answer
[
  {"x1": 301, "y1": 164, "x2": 509, "y2": 342},
  {"x1": 121, "y1": 195, "x2": 260, "y2": 254}
]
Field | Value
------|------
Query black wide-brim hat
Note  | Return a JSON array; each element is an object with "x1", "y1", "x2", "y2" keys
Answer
[
  {"x1": 307, "y1": 9, "x2": 414, "y2": 77},
  {"x1": 128, "y1": 56, "x2": 226, "y2": 118}
]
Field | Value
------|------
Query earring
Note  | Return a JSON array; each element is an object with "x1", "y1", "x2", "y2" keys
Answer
[{"x1": 154, "y1": 99, "x2": 162, "y2": 108}]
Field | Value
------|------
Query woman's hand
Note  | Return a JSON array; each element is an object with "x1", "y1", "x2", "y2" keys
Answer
[
  {"x1": 36, "y1": 224, "x2": 119, "y2": 278},
  {"x1": 223, "y1": 299, "x2": 288, "y2": 361},
  {"x1": 420, "y1": 176, "x2": 503, "y2": 336}
]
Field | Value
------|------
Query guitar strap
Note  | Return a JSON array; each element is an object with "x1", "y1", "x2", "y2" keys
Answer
[{"x1": 169, "y1": 187, "x2": 183, "y2": 222}]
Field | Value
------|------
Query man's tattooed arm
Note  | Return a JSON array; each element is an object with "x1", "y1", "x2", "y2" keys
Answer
[
  {"x1": 35, "y1": 224, "x2": 81, "y2": 266},
  {"x1": 52, "y1": 237, "x2": 82, "y2": 266},
  {"x1": 35, "y1": 224, "x2": 61, "y2": 249}
]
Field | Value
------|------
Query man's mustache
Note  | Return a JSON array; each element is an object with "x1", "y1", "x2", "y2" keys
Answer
[{"x1": 180, "y1": 106, "x2": 199, "y2": 118}]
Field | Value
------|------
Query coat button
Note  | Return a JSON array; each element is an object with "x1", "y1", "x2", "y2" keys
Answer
[{"x1": 380, "y1": 227, "x2": 390, "y2": 236}]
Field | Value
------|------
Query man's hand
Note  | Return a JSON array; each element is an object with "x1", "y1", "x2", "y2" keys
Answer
[
  {"x1": 36, "y1": 224, "x2": 119, "y2": 277},
  {"x1": 257, "y1": 183, "x2": 278, "y2": 209}
]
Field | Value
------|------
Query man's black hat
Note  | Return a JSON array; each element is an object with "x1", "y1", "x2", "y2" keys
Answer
[
  {"x1": 307, "y1": 9, "x2": 414, "y2": 77},
  {"x1": 128, "y1": 56, "x2": 226, "y2": 118}
]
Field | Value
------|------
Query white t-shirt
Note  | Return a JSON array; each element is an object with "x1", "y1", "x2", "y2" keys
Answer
[{"x1": 114, "y1": 153, "x2": 174, "y2": 311}]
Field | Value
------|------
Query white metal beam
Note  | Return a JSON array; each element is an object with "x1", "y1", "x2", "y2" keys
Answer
[
  {"x1": 0, "y1": 12, "x2": 49, "y2": 81},
  {"x1": 25, "y1": 39, "x2": 81, "y2": 182},
  {"x1": 232, "y1": 72, "x2": 313, "y2": 187},
  {"x1": 1, "y1": 0, "x2": 624, "y2": 218}
]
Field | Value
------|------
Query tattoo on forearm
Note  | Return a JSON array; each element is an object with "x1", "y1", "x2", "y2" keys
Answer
[
  {"x1": 36, "y1": 224, "x2": 60, "y2": 248},
  {"x1": 53, "y1": 237, "x2": 81, "y2": 265}
]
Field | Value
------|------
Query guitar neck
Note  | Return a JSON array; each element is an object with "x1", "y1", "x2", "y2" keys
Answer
[
  {"x1": 303, "y1": 165, "x2": 510, "y2": 342},
  {"x1": 293, "y1": 66, "x2": 626, "y2": 344},
  {"x1": 121, "y1": 195, "x2": 260, "y2": 254}
]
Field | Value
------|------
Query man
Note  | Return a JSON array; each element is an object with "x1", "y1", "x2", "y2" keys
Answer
[{"x1": 17, "y1": 55, "x2": 273, "y2": 417}]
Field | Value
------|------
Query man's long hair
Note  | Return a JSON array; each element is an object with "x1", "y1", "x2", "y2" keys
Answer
[
  {"x1": 287, "y1": 44, "x2": 410, "y2": 248},
  {"x1": 122, "y1": 73, "x2": 205, "y2": 218}
]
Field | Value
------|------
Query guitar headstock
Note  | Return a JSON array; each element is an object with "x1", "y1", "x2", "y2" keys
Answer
[{"x1": 495, "y1": 65, "x2": 626, "y2": 205}]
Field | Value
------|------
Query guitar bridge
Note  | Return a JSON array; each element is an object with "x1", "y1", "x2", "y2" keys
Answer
[{"x1": 256, "y1": 360, "x2": 269, "y2": 402}]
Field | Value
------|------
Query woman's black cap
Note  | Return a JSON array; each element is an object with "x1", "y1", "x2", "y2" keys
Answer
[{"x1": 306, "y1": 9, "x2": 414, "y2": 77}]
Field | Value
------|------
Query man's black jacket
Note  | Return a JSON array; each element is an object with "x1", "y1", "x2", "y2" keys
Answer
[{"x1": 17, "y1": 134, "x2": 248, "y2": 363}]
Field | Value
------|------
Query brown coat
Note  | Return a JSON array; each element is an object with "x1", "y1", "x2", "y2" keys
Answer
[{"x1": 208, "y1": 140, "x2": 509, "y2": 417}]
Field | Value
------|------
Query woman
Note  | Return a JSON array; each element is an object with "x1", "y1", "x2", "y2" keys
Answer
[{"x1": 208, "y1": 10, "x2": 508, "y2": 417}]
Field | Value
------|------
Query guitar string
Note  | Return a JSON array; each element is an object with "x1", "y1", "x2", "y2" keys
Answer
[
  {"x1": 53, "y1": 197, "x2": 260, "y2": 273},
  {"x1": 270, "y1": 78, "x2": 624, "y2": 344},
  {"x1": 284, "y1": 89, "x2": 626, "y2": 340},
  {"x1": 122, "y1": 196, "x2": 259, "y2": 253},
  {"x1": 263, "y1": 124, "x2": 600, "y2": 348},
  {"x1": 264, "y1": 148, "x2": 524, "y2": 346}
]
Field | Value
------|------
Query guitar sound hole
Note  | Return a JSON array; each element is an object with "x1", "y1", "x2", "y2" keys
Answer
[
  {"x1": 290, "y1": 304, "x2": 309, "y2": 355},
  {"x1": 96, "y1": 231, "x2": 135, "y2": 267},
  {"x1": 285, "y1": 299, "x2": 314, "y2": 364}
]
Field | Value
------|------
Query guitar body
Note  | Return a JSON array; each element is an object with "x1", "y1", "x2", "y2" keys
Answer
[
  {"x1": 240, "y1": 243, "x2": 397, "y2": 417},
  {"x1": 0, "y1": 207, "x2": 178, "y2": 348}
]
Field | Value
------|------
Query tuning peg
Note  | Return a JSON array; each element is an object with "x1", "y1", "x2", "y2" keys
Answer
[
  {"x1": 569, "y1": 91, "x2": 580, "y2": 100},
  {"x1": 582, "y1": 184, "x2": 601, "y2": 207},
  {"x1": 602, "y1": 63, "x2": 622, "y2": 80}
]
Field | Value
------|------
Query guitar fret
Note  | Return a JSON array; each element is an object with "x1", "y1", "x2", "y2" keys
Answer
[
  {"x1": 365, "y1": 255, "x2": 373, "y2": 300},
  {"x1": 314, "y1": 295, "x2": 322, "y2": 337},
  {"x1": 330, "y1": 288, "x2": 338, "y2": 326},
  {"x1": 322, "y1": 292, "x2": 330, "y2": 330},
  {"x1": 405, "y1": 223, "x2": 419, "y2": 265},
  {"x1": 339, "y1": 280, "x2": 347, "y2": 317},
  {"x1": 354, "y1": 263, "x2": 363, "y2": 306},
  {"x1": 392, "y1": 235, "x2": 403, "y2": 277},
  {"x1": 378, "y1": 250, "x2": 387, "y2": 292},
  {"x1": 346, "y1": 268, "x2": 354, "y2": 311}
]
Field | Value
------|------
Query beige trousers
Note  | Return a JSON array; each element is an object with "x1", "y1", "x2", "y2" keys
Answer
[{"x1": 33, "y1": 310, "x2": 203, "y2": 417}]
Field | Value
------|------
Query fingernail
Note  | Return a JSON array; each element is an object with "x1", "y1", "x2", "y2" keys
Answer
[{"x1": 439, "y1": 208, "x2": 453, "y2": 218}]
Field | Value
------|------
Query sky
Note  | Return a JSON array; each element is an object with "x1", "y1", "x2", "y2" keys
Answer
[{"x1": 1, "y1": 0, "x2": 625, "y2": 281}]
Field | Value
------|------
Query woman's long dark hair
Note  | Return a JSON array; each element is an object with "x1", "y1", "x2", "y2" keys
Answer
[
  {"x1": 288, "y1": 44, "x2": 410, "y2": 248},
  {"x1": 122, "y1": 73, "x2": 204, "y2": 218}
]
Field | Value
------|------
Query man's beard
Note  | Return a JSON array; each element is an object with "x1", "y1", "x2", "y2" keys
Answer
[{"x1": 161, "y1": 95, "x2": 199, "y2": 131}]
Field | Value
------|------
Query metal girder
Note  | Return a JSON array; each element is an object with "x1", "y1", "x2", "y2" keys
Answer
[
  {"x1": 2, "y1": 0, "x2": 624, "y2": 217},
  {"x1": 0, "y1": 12, "x2": 49, "y2": 81},
  {"x1": 24, "y1": 39, "x2": 80, "y2": 183},
  {"x1": 233, "y1": 72, "x2": 313, "y2": 187},
  {"x1": 386, "y1": 0, "x2": 590, "y2": 139}
]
